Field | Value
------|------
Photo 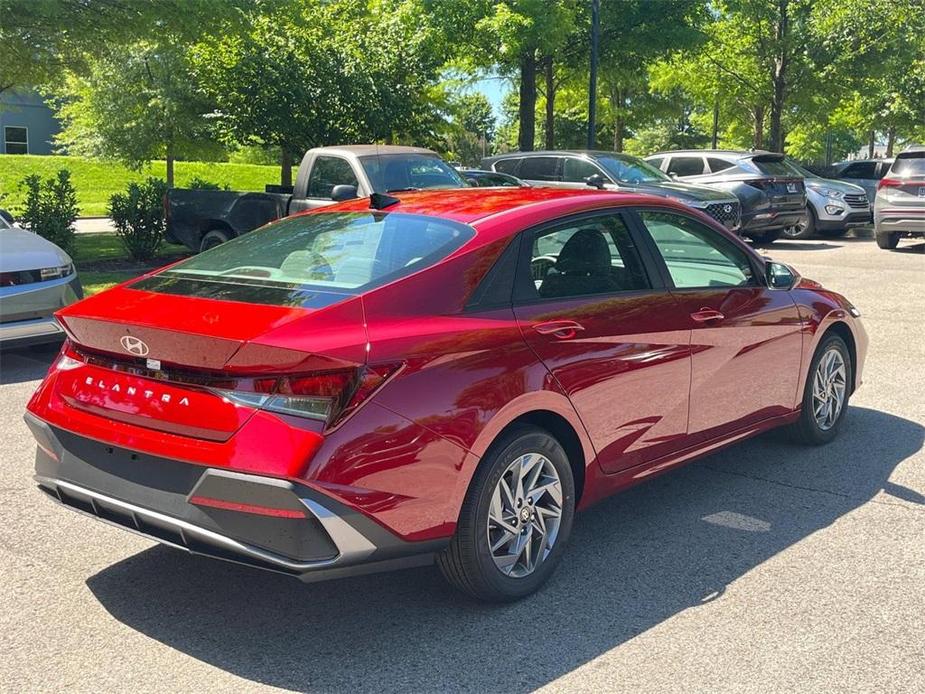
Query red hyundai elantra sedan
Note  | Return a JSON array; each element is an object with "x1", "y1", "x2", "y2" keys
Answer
[{"x1": 26, "y1": 187, "x2": 867, "y2": 601}]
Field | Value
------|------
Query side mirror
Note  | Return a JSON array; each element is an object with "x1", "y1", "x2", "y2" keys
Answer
[
  {"x1": 331, "y1": 184, "x2": 359, "y2": 202},
  {"x1": 766, "y1": 261, "x2": 796, "y2": 290},
  {"x1": 668, "y1": 172, "x2": 679, "y2": 180},
  {"x1": 585, "y1": 174, "x2": 606, "y2": 190}
]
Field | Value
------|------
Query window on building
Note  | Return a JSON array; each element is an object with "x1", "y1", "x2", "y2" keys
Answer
[{"x1": 4, "y1": 127, "x2": 28, "y2": 155}]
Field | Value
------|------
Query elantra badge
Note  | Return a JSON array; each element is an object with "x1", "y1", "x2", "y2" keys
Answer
[{"x1": 120, "y1": 335, "x2": 149, "y2": 357}]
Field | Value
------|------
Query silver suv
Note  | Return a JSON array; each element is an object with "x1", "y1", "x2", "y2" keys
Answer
[
  {"x1": 781, "y1": 160, "x2": 871, "y2": 239},
  {"x1": 874, "y1": 147, "x2": 925, "y2": 250}
]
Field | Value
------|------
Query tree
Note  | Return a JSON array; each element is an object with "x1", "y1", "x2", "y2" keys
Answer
[
  {"x1": 194, "y1": 0, "x2": 448, "y2": 185},
  {"x1": 52, "y1": 44, "x2": 220, "y2": 187}
]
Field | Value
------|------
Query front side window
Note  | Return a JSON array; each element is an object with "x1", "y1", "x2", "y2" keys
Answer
[
  {"x1": 666, "y1": 156, "x2": 706, "y2": 177},
  {"x1": 595, "y1": 154, "x2": 668, "y2": 184},
  {"x1": 306, "y1": 156, "x2": 358, "y2": 198},
  {"x1": 4, "y1": 126, "x2": 27, "y2": 155},
  {"x1": 134, "y1": 212, "x2": 473, "y2": 306},
  {"x1": 841, "y1": 162, "x2": 876, "y2": 179},
  {"x1": 562, "y1": 157, "x2": 604, "y2": 183},
  {"x1": 639, "y1": 211, "x2": 754, "y2": 289},
  {"x1": 360, "y1": 154, "x2": 465, "y2": 192},
  {"x1": 521, "y1": 214, "x2": 650, "y2": 301}
]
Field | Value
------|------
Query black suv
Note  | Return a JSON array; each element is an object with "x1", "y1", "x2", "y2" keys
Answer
[
  {"x1": 480, "y1": 150, "x2": 742, "y2": 233},
  {"x1": 645, "y1": 150, "x2": 806, "y2": 244}
]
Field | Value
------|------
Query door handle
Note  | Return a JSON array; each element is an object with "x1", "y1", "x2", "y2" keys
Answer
[
  {"x1": 690, "y1": 308, "x2": 725, "y2": 323},
  {"x1": 533, "y1": 320, "x2": 585, "y2": 339}
]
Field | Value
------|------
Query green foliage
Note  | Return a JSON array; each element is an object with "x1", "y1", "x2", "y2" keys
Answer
[
  {"x1": 108, "y1": 178, "x2": 168, "y2": 262},
  {"x1": 0, "y1": 155, "x2": 288, "y2": 216},
  {"x1": 186, "y1": 177, "x2": 230, "y2": 191},
  {"x1": 17, "y1": 170, "x2": 79, "y2": 254}
]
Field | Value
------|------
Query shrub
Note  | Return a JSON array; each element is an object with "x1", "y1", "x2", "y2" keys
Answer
[
  {"x1": 108, "y1": 177, "x2": 168, "y2": 262},
  {"x1": 186, "y1": 176, "x2": 229, "y2": 191},
  {"x1": 17, "y1": 170, "x2": 79, "y2": 253}
]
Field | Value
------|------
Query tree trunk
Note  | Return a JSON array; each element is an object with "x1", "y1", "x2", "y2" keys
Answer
[
  {"x1": 609, "y1": 85, "x2": 625, "y2": 152},
  {"x1": 867, "y1": 130, "x2": 875, "y2": 158},
  {"x1": 767, "y1": 0, "x2": 789, "y2": 153},
  {"x1": 886, "y1": 126, "x2": 896, "y2": 157},
  {"x1": 280, "y1": 147, "x2": 293, "y2": 188},
  {"x1": 711, "y1": 98, "x2": 719, "y2": 149},
  {"x1": 753, "y1": 106, "x2": 765, "y2": 149},
  {"x1": 518, "y1": 50, "x2": 537, "y2": 152},
  {"x1": 165, "y1": 143, "x2": 175, "y2": 189},
  {"x1": 544, "y1": 57, "x2": 555, "y2": 150}
]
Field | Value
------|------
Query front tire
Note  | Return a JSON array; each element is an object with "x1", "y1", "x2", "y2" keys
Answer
[
  {"x1": 751, "y1": 227, "x2": 783, "y2": 245},
  {"x1": 875, "y1": 231, "x2": 901, "y2": 249},
  {"x1": 788, "y1": 334, "x2": 852, "y2": 445},
  {"x1": 438, "y1": 426, "x2": 575, "y2": 602}
]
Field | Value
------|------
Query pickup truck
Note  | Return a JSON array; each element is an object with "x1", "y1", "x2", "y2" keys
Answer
[{"x1": 165, "y1": 145, "x2": 467, "y2": 252}]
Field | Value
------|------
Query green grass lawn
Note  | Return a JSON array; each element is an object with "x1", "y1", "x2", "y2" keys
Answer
[
  {"x1": 74, "y1": 232, "x2": 189, "y2": 296},
  {"x1": 0, "y1": 154, "x2": 292, "y2": 217}
]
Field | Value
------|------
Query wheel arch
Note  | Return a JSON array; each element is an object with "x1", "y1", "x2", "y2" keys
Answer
[{"x1": 819, "y1": 321, "x2": 858, "y2": 394}]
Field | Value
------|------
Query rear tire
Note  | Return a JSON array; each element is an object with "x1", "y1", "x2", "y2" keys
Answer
[
  {"x1": 751, "y1": 228, "x2": 783, "y2": 245},
  {"x1": 875, "y1": 231, "x2": 901, "y2": 249},
  {"x1": 783, "y1": 208, "x2": 816, "y2": 240},
  {"x1": 437, "y1": 426, "x2": 575, "y2": 602},
  {"x1": 200, "y1": 228, "x2": 230, "y2": 252},
  {"x1": 788, "y1": 334, "x2": 852, "y2": 446}
]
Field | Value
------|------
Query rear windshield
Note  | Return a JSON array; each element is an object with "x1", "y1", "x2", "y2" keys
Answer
[
  {"x1": 136, "y1": 212, "x2": 474, "y2": 306},
  {"x1": 360, "y1": 154, "x2": 465, "y2": 192},
  {"x1": 891, "y1": 153, "x2": 925, "y2": 177},
  {"x1": 746, "y1": 157, "x2": 794, "y2": 176}
]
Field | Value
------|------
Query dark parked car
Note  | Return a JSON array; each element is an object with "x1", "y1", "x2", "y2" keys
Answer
[
  {"x1": 873, "y1": 147, "x2": 925, "y2": 249},
  {"x1": 830, "y1": 158, "x2": 893, "y2": 203},
  {"x1": 166, "y1": 145, "x2": 466, "y2": 252},
  {"x1": 645, "y1": 150, "x2": 806, "y2": 244},
  {"x1": 458, "y1": 169, "x2": 527, "y2": 187},
  {"x1": 481, "y1": 150, "x2": 743, "y2": 234}
]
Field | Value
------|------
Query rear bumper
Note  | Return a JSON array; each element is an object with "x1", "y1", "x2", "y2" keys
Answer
[
  {"x1": 26, "y1": 413, "x2": 444, "y2": 582},
  {"x1": 875, "y1": 211, "x2": 925, "y2": 234},
  {"x1": 741, "y1": 208, "x2": 804, "y2": 233}
]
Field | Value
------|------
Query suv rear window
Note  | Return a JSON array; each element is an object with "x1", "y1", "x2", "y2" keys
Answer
[
  {"x1": 891, "y1": 153, "x2": 925, "y2": 177},
  {"x1": 747, "y1": 157, "x2": 793, "y2": 176},
  {"x1": 136, "y1": 212, "x2": 474, "y2": 306},
  {"x1": 360, "y1": 154, "x2": 465, "y2": 192}
]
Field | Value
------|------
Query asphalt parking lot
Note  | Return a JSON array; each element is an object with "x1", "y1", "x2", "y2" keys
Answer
[{"x1": 1, "y1": 233, "x2": 922, "y2": 693}]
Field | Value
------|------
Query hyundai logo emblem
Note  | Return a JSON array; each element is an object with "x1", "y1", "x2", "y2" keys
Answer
[
  {"x1": 723, "y1": 204, "x2": 733, "y2": 213},
  {"x1": 120, "y1": 335, "x2": 149, "y2": 357}
]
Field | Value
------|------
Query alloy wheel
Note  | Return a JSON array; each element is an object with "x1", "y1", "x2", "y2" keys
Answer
[
  {"x1": 812, "y1": 348, "x2": 847, "y2": 431},
  {"x1": 486, "y1": 453, "x2": 563, "y2": 578}
]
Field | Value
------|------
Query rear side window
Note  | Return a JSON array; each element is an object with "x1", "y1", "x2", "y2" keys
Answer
[
  {"x1": 518, "y1": 213, "x2": 650, "y2": 301},
  {"x1": 306, "y1": 157, "x2": 358, "y2": 199},
  {"x1": 647, "y1": 156, "x2": 664, "y2": 169},
  {"x1": 519, "y1": 157, "x2": 561, "y2": 182},
  {"x1": 562, "y1": 157, "x2": 603, "y2": 182},
  {"x1": 138, "y1": 212, "x2": 474, "y2": 305},
  {"x1": 493, "y1": 158, "x2": 522, "y2": 175},
  {"x1": 840, "y1": 162, "x2": 876, "y2": 179},
  {"x1": 890, "y1": 154, "x2": 925, "y2": 177},
  {"x1": 707, "y1": 157, "x2": 734, "y2": 173},
  {"x1": 640, "y1": 211, "x2": 754, "y2": 289},
  {"x1": 666, "y1": 156, "x2": 706, "y2": 177}
]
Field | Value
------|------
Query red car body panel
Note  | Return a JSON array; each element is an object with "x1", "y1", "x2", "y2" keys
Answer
[{"x1": 26, "y1": 187, "x2": 868, "y2": 578}]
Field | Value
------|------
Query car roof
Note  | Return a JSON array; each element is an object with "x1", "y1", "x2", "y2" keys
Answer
[
  {"x1": 646, "y1": 149, "x2": 771, "y2": 159},
  {"x1": 485, "y1": 150, "x2": 629, "y2": 159},
  {"x1": 309, "y1": 145, "x2": 437, "y2": 157},
  {"x1": 318, "y1": 186, "x2": 704, "y2": 243}
]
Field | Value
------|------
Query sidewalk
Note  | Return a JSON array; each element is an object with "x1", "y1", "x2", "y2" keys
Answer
[{"x1": 75, "y1": 218, "x2": 116, "y2": 233}]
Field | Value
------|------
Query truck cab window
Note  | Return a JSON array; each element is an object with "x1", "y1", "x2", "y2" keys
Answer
[{"x1": 307, "y1": 157, "x2": 359, "y2": 199}]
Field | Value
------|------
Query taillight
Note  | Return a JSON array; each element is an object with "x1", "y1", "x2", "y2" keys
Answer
[
  {"x1": 878, "y1": 177, "x2": 900, "y2": 190},
  {"x1": 210, "y1": 364, "x2": 402, "y2": 426}
]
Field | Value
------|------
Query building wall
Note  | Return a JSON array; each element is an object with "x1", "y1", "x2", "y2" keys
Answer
[{"x1": 0, "y1": 90, "x2": 61, "y2": 155}]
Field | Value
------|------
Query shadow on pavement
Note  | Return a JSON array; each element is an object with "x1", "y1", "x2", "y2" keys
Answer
[
  {"x1": 86, "y1": 406, "x2": 923, "y2": 693},
  {"x1": 0, "y1": 343, "x2": 61, "y2": 385}
]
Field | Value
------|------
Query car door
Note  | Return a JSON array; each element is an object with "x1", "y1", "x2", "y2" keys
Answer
[
  {"x1": 559, "y1": 157, "x2": 616, "y2": 191},
  {"x1": 290, "y1": 155, "x2": 364, "y2": 214},
  {"x1": 513, "y1": 210, "x2": 694, "y2": 474},
  {"x1": 634, "y1": 209, "x2": 803, "y2": 443},
  {"x1": 516, "y1": 156, "x2": 566, "y2": 188}
]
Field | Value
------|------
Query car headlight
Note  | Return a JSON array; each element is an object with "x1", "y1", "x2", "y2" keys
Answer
[
  {"x1": 666, "y1": 195, "x2": 707, "y2": 209},
  {"x1": 807, "y1": 185, "x2": 843, "y2": 199},
  {"x1": 39, "y1": 263, "x2": 74, "y2": 280}
]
